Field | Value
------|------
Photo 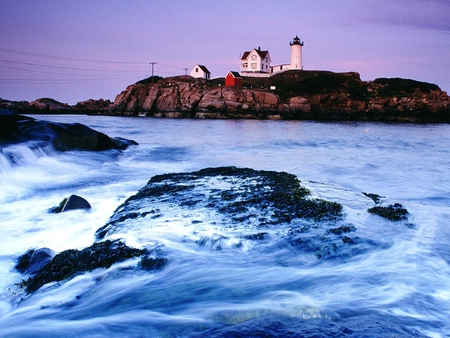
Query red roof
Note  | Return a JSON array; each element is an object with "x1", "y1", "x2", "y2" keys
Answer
[{"x1": 227, "y1": 71, "x2": 241, "y2": 78}]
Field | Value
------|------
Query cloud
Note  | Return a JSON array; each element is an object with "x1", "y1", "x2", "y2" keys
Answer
[{"x1": 364, "y1": 0, "x2": 450, "y2": 32}]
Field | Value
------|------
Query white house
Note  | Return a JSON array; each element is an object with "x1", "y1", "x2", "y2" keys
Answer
[
  {"x1": 240, "y1": 47, "x2": 271, "y2": 75},
  {"x1": 190, "y1": 64, "x2": 211, "y2": 79}
]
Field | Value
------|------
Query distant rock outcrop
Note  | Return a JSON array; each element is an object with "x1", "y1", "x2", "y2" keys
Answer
[{"x1": 0, "y1": 97, "x2": 112, "y2": 114}]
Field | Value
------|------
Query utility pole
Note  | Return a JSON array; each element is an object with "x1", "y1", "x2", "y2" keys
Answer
[
  {"x1": 183, "y1": 68, "x2": 189, "y2": 75},
  {"x1": 149, "y1": 62, "x2": 157, "y2": 83}
]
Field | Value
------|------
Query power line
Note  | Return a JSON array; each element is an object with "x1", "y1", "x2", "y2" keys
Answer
[
  {"x1": 0, "y1": 76, "x2": 142, "y2": 84},
  {"x1": 0, "y1": 64, "x2": 143, "y2": 77},
  {"x1": 0, "y1": 47, "x2": 149, "y2": 64},
  {"x1": 0, "y1": 59, "x2": 145, "y2": 73}
]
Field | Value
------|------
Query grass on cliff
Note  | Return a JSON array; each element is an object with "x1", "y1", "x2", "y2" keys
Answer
[
  {"x1": 211, "y1": 70, "x2": 368, "y2": 102},
  {"x1": 372, "y1": 78, "x2": 440, "y2": 97},
  {"x1": 135, "y1": 71, "x2": 441, "y2": 104}
]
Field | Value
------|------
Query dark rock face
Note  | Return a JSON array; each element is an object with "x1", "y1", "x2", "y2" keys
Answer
[
  {"x1": 0, "y1": 110, "x2": 137, "y2": 151},
  {"x1": 15, "y1": 248, "x2": 55, "y2": 275},
  {"x1": 50, "y1": 195, "x2": 91, "y2": 213},
  {"x1": 62, "y1": 195, "x2": 91, "y2": 212},
  {"x1": 17, "y1": 240, "x2": 161, "y2": 293}
]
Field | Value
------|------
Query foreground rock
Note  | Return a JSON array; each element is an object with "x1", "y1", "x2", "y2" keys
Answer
[
  {"x1": 96, "y1": 166, "x2": 344, "y2": 241},
  {"x1": 14, "y1": 167, "x2": 415, "y2": 295},
  {"x1": 0, "y1": 110, "x2": 137, "y2": 151}
]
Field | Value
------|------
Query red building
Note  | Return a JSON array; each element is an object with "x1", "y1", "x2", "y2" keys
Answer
[{"x1": 225, "y1": 71, "x2": 243, "y2": 87}]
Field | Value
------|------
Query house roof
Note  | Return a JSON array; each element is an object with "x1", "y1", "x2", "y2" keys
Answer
[
  {"x1": 227, "y1": 71, "x2": 241, "y2": 78},
  {"x1": 196, "y1": 64, "x2": 211, "y2": 74},
  {"x1": 255, "y1": 49, "x2": 269, "y2": 59},
  {"x1": 241, "y1": 48, "x2": 269, "y2": 60},
  {"x1": 241, "y1": 51, "x2": 251, "y2": 60}
]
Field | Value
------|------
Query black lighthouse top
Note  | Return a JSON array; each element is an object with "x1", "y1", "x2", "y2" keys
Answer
[{"x1": 290, "y1": 35, "x2": 304, "y2": 46}]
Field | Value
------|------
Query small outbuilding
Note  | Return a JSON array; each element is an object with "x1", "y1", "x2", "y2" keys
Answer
[
  {"x1": 225, "y1": 71, "x2": 242, "y2": 87},
  {"x1": 190, "y1": 64, "x2": 211, "y2": 79}
]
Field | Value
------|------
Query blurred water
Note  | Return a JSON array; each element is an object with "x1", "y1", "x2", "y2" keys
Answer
[{"x1": 0, "y1": 115, "x2": 449, "y2": 337}]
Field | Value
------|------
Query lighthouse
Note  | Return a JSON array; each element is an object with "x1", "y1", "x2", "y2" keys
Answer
[{"x1": 290, "y1": 35, "x2": 304, "y2": 70}]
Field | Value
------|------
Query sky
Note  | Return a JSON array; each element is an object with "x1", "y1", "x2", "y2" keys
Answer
[{"x1": 1, "y1": 0, "x2": 449, "y2": 105}]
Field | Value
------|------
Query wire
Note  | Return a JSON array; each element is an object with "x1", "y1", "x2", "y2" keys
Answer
[
  {"x1": 0, "y1": 59, "x2": 145, "y2": 73},
  {"x1": 0, "y1": 64, "x2": 143, "y2": 76},
  {"x1": 0, "y1": 76, "x2": 141, "y2": 84},
  {"x1": 0, "y1": 47, "x2": 149, "y2": 64}
]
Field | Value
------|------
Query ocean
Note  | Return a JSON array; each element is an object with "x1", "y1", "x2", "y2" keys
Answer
[{"x1": 0, "y1": 115, "x2": 449, "y2": 337}]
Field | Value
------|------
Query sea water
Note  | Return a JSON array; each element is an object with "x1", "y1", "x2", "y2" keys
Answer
[{"x1": 0, "y1": 115, "x2": 449, "y2": 337}]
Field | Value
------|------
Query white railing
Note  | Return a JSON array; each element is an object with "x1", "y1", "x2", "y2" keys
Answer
[{"x1": 241, "y1": 72, "x2": 271, "y2": 78}]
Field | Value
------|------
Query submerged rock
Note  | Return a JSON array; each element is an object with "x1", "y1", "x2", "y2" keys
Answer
[
  {"x1": 15, "y1": 248, "x2": 55, "y2": 275},
  {"x1": 362, "y1": 192, "x2": 384, "y2": 204},
  {"x1": 16, "y1": 240, "x2": 160, "y2": 293},
  {"x1": 49, "y1": 195, "x2": 91, "y2": 213},
  {"x1": 368, "y1": 203, "x2": 409, "y2": 221},
  {"x1": 62, "y1": 195, "x2": 91, "y2": 212}
]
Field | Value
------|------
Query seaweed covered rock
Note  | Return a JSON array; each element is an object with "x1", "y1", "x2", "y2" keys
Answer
[
  {"x1": 94, "y1": 167, "x2": 414, "y2": 261},
  {"x1": 17, "y1": 240, "x2": 161, "y2": 293},
  {"x1": 368, "y1": 203, "x2": 409, "y2": 221},
  {"x1": 97, "y1": 167, "x2": 343, "y2": 240}
]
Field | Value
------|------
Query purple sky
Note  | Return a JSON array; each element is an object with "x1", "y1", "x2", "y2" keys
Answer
[{"x1": 1, "y1": 0, "x2": 449, "y2": 105}]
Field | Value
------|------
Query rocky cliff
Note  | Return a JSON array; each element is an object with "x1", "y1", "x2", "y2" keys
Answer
[
  {"x1": 2, "y1": 70, "x2": 450, "y2": 122},
  {"x1": 107, "y1": 72, "x2": 450, "y2": 122}
]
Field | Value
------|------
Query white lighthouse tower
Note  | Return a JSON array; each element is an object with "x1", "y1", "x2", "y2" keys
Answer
[{"x1": 290, "y1": 35, "x2": 304, "y2": 70}]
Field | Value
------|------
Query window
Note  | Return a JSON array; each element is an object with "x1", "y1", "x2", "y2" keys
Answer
[
  {"x1": 251, "y1": 63, "x2": 257, "y2": 69},
  {"x1": 251, "y1": 55, "x2": 257, "y2": 60},
  {"x1": 195, "y1": 68, "x2": 199, "y2": 72}
]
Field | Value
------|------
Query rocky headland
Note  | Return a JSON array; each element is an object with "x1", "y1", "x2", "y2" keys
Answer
[{"x1": 2, "y1": 70, "x2": 450, "y2": 122}]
